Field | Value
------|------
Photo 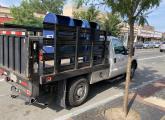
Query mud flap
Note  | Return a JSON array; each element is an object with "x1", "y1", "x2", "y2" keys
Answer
[{"x1": 56, "y1": 79, "x2": 67, "y2": 108}]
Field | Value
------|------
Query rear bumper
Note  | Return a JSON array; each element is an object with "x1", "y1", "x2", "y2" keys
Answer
[
  {"x1": 154, "y1": 45, "x2": 160, "y2": 48},
  {"x1": 143, "y1": 45, "x2": 148, "y2": 48},
  {"x1": 0, "y1": 67, "x2": 35, "y2": 102}
]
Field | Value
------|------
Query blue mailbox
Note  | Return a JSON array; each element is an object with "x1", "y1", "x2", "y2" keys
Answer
[{"x1": 43, "y1": 13, "x2": 75, "y2": 54}]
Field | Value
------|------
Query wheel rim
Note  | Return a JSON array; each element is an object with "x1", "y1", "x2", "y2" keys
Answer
[{"x1": 74, "y1": 82, "x2": 87, "y2": 102}]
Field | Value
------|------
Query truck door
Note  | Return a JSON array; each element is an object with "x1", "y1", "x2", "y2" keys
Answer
[{"x1": 109, "y1": 38, "x2": 127, "y2": 78}]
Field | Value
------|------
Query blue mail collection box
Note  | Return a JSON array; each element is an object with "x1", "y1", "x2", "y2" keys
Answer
[
  {"x1": 43, "y1": 13, "x2": 100, "y2": 58},
  {"x1": 43, "y1": 13, "x2": 75, "y2": 54}
]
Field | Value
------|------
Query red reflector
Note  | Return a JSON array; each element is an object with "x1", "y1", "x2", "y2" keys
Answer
[
  {"x1": 20, "y1": 81, "x2": 28, "y2": 87},
  {"x1": 39, "y1": 51, "x2": 43, "y2": 61},
  {"x1": 15, "y1": 31, "x2": 22, "y2": 36},
  {"x1": 46, "y1": 77, "x2": 52, "y2": 82},
  {"x1": 0, "y1": 69, "x2": 4, "y2": 75},
  {"x1": 6, "y1": 31, "x2": 11, "y2": 35}
]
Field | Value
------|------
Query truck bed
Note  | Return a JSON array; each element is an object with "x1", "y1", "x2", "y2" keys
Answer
[{"x1": 37, "y1": 23, "x2": 110, "y2": 84}]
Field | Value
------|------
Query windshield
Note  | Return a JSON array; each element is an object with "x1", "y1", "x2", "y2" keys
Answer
[
  {"x1": 111, "y1": 38, "x2": 126, "y2": 54},
  {"x1": 144, "y1": 42, "x2": 149, "y2": 44}
]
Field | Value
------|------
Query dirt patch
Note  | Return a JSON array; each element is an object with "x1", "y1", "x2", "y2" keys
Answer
[{"x1": 104, "y1": 107, "x2": 141, "y2": 120}]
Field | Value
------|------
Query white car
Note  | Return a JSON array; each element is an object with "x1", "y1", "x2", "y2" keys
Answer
[
  {"x1": 160, "y1": 42, "x2": 165, "y2": 52},
  {"x1": 143, "y1": 42, "x2": 154, "y2": 48},
  {"x1": 153, "y1": 42, "x2": 161, "y2": 48}
]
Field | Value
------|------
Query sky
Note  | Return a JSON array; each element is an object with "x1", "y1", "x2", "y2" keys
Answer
[{"x1": 0, "y1": 0, "x2": 165, "y2": 32}]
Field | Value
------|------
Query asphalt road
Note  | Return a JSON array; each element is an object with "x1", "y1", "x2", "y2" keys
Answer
[{"x1": 0, "y1": 48, "x2": 165, "y2": 120}]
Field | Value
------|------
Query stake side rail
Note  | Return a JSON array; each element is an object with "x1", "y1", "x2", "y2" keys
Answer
[{"x1": 40, "y1": 24, "x2": 110, "y2": 84}]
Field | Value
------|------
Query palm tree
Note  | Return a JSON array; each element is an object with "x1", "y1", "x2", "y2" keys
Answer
[
  {"x1": 73, "y1": 6, "x2": 100, "y2": 22},
  {"x1": 101, "y1": 13, "x2": 122, "y2": 36}
]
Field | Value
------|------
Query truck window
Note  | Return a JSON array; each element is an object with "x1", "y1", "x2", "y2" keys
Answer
[{"x1": 112, "y1": 38, "x2": 125, "y2": 54}]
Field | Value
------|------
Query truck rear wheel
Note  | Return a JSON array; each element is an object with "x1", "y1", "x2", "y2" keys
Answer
[{"x1": 67, "y1": 77, "x2": 89, "y2": 107}]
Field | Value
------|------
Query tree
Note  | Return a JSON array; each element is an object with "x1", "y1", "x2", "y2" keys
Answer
[
  {"x1": 10, "y1": 0, "x2": 42, "y2": 27},
  {"x1": 107, "y1": 0, "x2": 161, "y2": 117},
  {"x1": 73, "y1": 6, "x2": 100, "y2": 22},
  {"x1": 29, "y1": 0, "x2": 65, "y2": 14},
  {"x1": 101, "y1": 13, "x2": 122, "y2": 36},
  {"x1": 74, "y1": 0, "x2": 161, "y2": 118},
  {"x1": 73, "y1": 6, "x2": 121, "y2": 36},
  {"x1": 10, "y1": 0, "x2": 66, "y2": 27}
]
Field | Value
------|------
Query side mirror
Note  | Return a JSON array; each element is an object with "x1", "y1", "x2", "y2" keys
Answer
[
  {"x1": 125, "y1": 47, "x2": 135, "y2": 56},
  {"x1": 122, "y1": 47, "x2": 128, "y2": 55}
]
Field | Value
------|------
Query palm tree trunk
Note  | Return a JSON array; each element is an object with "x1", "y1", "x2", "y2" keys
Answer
[{"x1": 123, "y1": 20, "x2": 134, "y2": 117}]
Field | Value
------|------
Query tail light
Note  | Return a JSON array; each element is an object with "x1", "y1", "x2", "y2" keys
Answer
[
  {"x1": 19, "y1": 80, "x2": 28, "y2": 87},
  {"x1": 46, "y1": 76, "x2": 52, "y2": 82},
  {"x1": 0, "y1": 69, "x2": 4, "y2": 75},
  {"x1": 39, "y1": 50, "x2": 43, "y2": 61}
]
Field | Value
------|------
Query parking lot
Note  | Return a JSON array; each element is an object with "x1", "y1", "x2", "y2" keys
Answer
[{"x1": 0, "y1": 48, "x2": 165, "y2": 120}]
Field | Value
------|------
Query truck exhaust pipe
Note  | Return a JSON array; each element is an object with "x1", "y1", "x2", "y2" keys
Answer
[
  {"x1": 30, "y1": 98, "x2": 36, "y2": 104},
  {"x1": 28, "y1": 98, "x2": 48, "y2": 107}
]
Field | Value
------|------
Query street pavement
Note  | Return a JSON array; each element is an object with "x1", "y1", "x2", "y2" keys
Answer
[
  {"x1": 71, "y1": 78, "x2": 165, "y2": 120},
  {"x1": 0, "y1": 48, "x2": 165, "y2": 120}
]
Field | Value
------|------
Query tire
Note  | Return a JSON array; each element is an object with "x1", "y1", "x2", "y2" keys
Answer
[
  {"x1": 67, "y1": 77, "x2": 89, "y2": 107},
  {"x1": 160, "y1": 49, "x2": 163, "y2": 52},
  {"x1": 131, "y1": 62, "x2": 137, "y2": 79}
]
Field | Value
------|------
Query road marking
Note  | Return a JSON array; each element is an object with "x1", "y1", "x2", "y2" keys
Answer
[
  {"x1": 54, "y1": 93, "x2": 123, "y2": 120},
  {"x1": 0, "y1": 76, "x2": 6, "y2": 82},
  {"x1": 138, "y1": 55, "x2": 165, "y2": 61},
  {"x1": 136, "y1": 50, "x2": 156, "y2": 53},
  {"x1": 0, "y1": 79, "x2": 5, "y2": 82},
  {"x1": 0, "y1": 95, "x2": 8, "y2": 97},
  {"x1": 144, "y1": 97, "x2": 165, "y2": 108}
]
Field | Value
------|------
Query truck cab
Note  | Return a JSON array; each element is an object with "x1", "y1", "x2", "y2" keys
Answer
[
  {"x1": 109, "y1": 36, "x2": 129, "y2": 78},
  {"x1": 90, "y1": 36, "x2": 137, "y2": 84},
  {"x1": 109, "y1": 36, "x2": 137, "y2": 79}
]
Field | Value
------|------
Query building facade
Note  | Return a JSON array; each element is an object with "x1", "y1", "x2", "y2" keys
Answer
[
  {"x1": 121, "y1": 23, "x2": 162, "y2": 45},
  {"x1": 0, "y1": 6, "x2": 13, "y2": 24},
  {"x1": 63, "y1": 4, "x2": 163, "y2": 43},
  {"x1": 0, "y1": 5, "x2": 163, "y2": 43},
  {"x1": 0, "y1": 5, "x2": 44, "y2": 24}
]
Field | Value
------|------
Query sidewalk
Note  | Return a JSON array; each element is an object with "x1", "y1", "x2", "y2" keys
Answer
[{"x1": 70, "y1": 79, "x2": 165, "y2": 120}]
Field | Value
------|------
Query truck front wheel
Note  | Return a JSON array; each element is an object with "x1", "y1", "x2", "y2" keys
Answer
[
  {"x1": 67, "y1": 78, "x2": 89, "y2": 107},
  {"x1": 131, "y1": 61, "x2": 137, "y2": 78}
]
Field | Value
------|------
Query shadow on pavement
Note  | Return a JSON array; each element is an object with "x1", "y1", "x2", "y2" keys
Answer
[
  {"x1": 128, "y1": 92, "x2": 137, "y2": 113},
  {"x1": 116, "y1": 66, "x2": 164, "y2": 90}
]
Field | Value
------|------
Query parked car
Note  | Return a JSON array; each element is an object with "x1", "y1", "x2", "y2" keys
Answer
[
  {"x1": 160, "y1": 42, "x2": 165, "y2": 52},
  {"x1": 134, "y1": 42, "x2": 143, "y2": 49},
  {"x1": 143, "y1": 42, "x2": 154, "y2": 48},
  {"x1": 153, "y1": 42, "x2": 161, "y2": 48}
]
